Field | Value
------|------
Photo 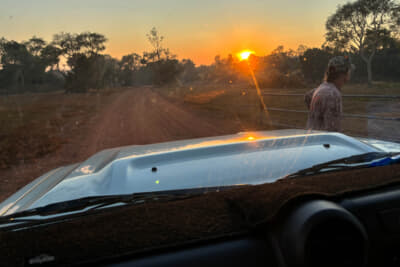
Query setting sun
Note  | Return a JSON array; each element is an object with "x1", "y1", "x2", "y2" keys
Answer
[{"x1": 238, "y1": 50, "x2": 255, "y2": 61}]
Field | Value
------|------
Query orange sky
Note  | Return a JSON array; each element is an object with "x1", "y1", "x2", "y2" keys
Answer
[{"x1": 0, "y1": 0, "x2": 347, "y2": 65}]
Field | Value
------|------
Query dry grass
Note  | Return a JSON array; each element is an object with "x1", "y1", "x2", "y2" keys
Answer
[
  {"x1": 0, "y1": 90, "x2": 120, "y2": 169},
  {"x1": 179, "y1": 82, "x2": 400, "y2": 140},
  {"x1": 0, "y1": 82, "x2": 398, "y2": 169}
]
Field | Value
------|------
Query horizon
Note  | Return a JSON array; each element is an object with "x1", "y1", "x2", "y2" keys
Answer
[{"x1": 0, "y1": 0, "x2": 348, "y2": 65}]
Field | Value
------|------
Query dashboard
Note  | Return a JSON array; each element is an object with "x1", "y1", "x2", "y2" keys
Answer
[{"x1": 100, "y1": 184, "x2": 400, "y2": 267}]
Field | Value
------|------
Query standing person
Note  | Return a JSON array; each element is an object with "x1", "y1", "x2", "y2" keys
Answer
[{"x1": 305, "y1": 56, "x2": 355, "y2": 132}]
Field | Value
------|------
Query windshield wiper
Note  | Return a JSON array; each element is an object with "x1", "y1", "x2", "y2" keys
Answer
[
  {"x1": 286, "y1": 152, "x2": 400, "y2": 179},
  {"x1": 0, "y1": 185, "x2": 249, "y2": 225}
]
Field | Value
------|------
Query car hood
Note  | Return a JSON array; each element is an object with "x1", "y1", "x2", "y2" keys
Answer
[{"x1": 1, "y1": 129, "x2": 399, "y2": 216}]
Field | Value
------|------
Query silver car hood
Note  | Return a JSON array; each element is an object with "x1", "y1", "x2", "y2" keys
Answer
[{"x1": 1, "y1": 129, "x2": 399, "y2": 216}]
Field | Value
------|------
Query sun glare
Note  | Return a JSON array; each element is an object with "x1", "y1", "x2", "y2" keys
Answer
[{"x1": 238, "y1": 50, "x2": 255, "y2": 61}]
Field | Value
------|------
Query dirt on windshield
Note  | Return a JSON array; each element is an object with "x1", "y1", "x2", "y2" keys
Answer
[{"x1": 0, "y1": 87, "x2": 240, "y2": 202}]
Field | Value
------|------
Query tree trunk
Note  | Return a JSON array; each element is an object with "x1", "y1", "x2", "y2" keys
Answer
[{"x1": 360, "y1": 51, "x2": 373, "y2": 87}]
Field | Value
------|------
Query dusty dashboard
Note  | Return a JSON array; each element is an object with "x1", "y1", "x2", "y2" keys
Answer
[
  {"x1": 1, "y1": 164, "x2": 400, "y2": 267},
  {"x1": 106, "y1": 184, "x2": 400, "y2": 267}
]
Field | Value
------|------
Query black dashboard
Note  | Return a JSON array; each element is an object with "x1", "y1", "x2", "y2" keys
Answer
[{"x1": 99, "y1": 185, "x2": 400, "y2": 267}]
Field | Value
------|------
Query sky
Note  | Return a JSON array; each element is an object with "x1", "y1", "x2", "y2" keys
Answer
[{"x1": 0, "y1": 0, "x2": 348, "y2": 65}]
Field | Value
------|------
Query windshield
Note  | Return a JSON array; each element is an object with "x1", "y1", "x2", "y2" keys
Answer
[{"x1": 1, "y1": 0, "x2": 399, "y2": 214}]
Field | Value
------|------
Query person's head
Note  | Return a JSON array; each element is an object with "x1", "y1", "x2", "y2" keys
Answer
[{"x1": 324, "y1": 56, "x2": 355, "y2": 88}]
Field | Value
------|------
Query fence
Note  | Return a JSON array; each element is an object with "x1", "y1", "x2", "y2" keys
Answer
[{"x1": 259, "y1": 92, "x2": 400, "y2": 142}]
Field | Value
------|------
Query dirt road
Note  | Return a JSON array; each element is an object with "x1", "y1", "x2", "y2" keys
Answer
[
  {"x1": 0, "y1": 87, "x2": 238, "y2": 202},
  {"x1": 84, "y1": 87, "x2": 232, "y2": 155}
]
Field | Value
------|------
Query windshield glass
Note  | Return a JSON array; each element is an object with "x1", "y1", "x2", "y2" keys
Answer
[{"x1": 1, "y1": 0, "x2": 399, "y2": 214}]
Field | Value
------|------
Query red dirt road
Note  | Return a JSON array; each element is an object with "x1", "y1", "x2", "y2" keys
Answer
[
  {"x1": 0, "y1": 88, "x2": 238, "y2": 202},
  {"x1": 84, "y1": 87, "x2": 231, "y2": 154}
]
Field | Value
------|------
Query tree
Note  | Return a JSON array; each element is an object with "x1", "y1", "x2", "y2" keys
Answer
[
  {"x1": 65, "y1": 53, "x2": 105, "y2": 92},
  {"x1": 40, "y1": 45, "x2": 62, "y2": 70},
  {"x1": 24, "y1": 36, "x2": 46, "y2": 56},
  {"x1": 266, "y1": 46, "x2": 301, "y2": 75},
  {"x1": 52, "y1": 32, "x2": 81, "y2": 59},
  {"x1": 0, "y1": 39, "x2": 57, "y2": 92},
  {"x1": 142, "y1": 51, "x2": 157, "y2": 63},
  {"x1": 119, "y1": 53, "x2": 142, "y2": 85},
  {"x1": 0, "y1": 40, "x2": 31, "y2": 66},
  {"x1": 53, "y1": 32, "x2": 107, "y2": 59},
  {"x1": 149, "y1": 59, "x2": 183, "y2": 85},
  {"x1": 52, "y1": 32, "x2": 109, "y2": 92},
  {"x1": 147, "y1": 27, "x2": 165, "y2": 61},
  {"x1": 259, "y1": 46, "x2": 305, "y2": 88},
  {"x1": 300, "y1": 48, "x2": 334, "y2": 83},
  {"x1": 326, "y1": 0, "x2": 400, "y2": 85},
  {"x1": 180, "y1": 59, "x2": 199, "y2": 83},
  {"x1": 0, "y1": 40, "x2": 32, "y2": 91},
  {"x1": 76, "y1": 32, "x2": 107, "y2": 55},
  {"x1": 103, "y1": 55, "x2": 121, "y2": 88}
]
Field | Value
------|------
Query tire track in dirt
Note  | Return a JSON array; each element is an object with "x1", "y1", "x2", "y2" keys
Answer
[{"x1": 84, "y1": 87, "x2": 229, "y2": 155}]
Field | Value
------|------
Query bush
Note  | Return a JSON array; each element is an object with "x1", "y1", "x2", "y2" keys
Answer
[{"x1": 149, "y1": 59, "x2": 183, "y2": 85}]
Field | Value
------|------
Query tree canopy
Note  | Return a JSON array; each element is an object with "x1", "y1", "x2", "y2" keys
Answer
[{"x1": 326, "y1": 0, "x2": 400, "y2": 85}]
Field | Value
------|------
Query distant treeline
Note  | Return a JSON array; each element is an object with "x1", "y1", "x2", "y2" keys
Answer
[
  {"x1": 1, "y1": 0, "x2": 400, "y2": 94},
  {"x1": 1, "y1": 31, "x2": 400, "y2": 95},
  {"x1": 0, "y1": 28, "x2": 189, "y2": 94}
]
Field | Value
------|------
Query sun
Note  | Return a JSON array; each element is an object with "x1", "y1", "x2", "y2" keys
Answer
[{"x1": 238, "y1": 50, "x2": 255, "y2": 61}]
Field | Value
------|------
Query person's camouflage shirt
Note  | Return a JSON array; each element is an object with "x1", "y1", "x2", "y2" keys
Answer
[{"x1": 305, "y1": 82, "x2": 342, "y2": 131}]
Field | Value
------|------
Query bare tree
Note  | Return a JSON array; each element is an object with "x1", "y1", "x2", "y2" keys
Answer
[{"x1": 147, "y1": 27, "x2": 164, "y2": 61}]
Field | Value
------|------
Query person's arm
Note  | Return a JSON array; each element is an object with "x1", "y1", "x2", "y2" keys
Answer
[{"x1": 304, "y1": 88, "x2": 317, "y2": 110}]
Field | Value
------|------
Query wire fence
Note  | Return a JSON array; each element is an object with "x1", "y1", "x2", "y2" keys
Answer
[
  {"x1": 251, "y1": 92, "x2": 400, "y2": 142},
  {"x1": 267, "y1": 107, "x2": 400, "y2": 122},
  {"x1": 259, "y1": 92, "x2": 400, "y2": 122},
  {"x1": 262, "y1": 92, "x2": 400, "y2": 99}
]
